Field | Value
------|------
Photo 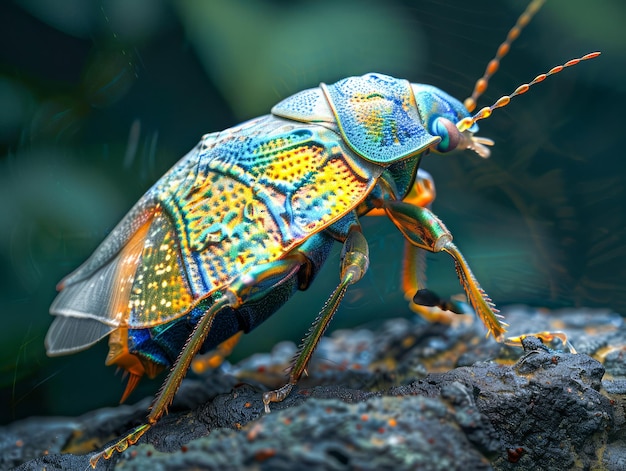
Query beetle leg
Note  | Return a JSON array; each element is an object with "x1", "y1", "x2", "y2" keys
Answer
[
  {"x1": 381, "y1": 170, "x2": 469, "y2": 323},
  {"x1": 382, "y1": 200, "x2": 507, "y2": 341},
  {"x1": 366, "y1": 168, "x2": 436, "y2": 216},
  {"x1": 88, "y1": 294, "x2": 235, "y2": 467},
  {"x1": 191, "y1": 331, "x2": 244, "y2": 374},
  {"x1": 89, "y1": 254, "x2": 309, "y2": 468},
  {"x1": 263, "y1": 227, "x2": 369, "y2": 413},
  {"x1": 369, "y1": 170, "x2": 470, "y2": 325},
  {"x1": 393, "y1": 171, "x2": 436, "y2": 300}
]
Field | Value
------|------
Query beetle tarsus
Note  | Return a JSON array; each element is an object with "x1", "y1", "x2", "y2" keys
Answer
[
  {"x1": 89, "y1": 423, "x2": 151, "y2": 468},
  {"x1": 263, "y1": 383, "x2": 294, "y2": 413}
]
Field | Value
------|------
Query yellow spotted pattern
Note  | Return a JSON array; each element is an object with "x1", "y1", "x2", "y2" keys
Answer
[
  {"x1": 291, "y1": 158, "x2": 362, "y2": 233},
  {"x1": 126, "y1": 212, "x2": 193, "y2": 327},
  {"x1": 154, "y1": 117, "x2": 380, "y2": 297},
  {"x1": 179, "y1": 172, "x2": 284, "y2": 290}
]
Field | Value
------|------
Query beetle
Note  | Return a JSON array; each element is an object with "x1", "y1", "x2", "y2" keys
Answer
[{"x1": 44, "y1": 0, "x2": 598, "y2": 466}]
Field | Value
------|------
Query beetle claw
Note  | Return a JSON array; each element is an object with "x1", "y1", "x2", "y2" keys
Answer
[{"x1": 89, "y1": 424, "x2": 151, "y2": 468}]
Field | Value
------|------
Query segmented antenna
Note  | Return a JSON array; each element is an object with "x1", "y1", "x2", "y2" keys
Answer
[
  {"x1": 456, "y1": 52, "x2": 601, "y2": 132},
  {"x1": 464, "y1": 0, "x2": 546, "y2": 113}
]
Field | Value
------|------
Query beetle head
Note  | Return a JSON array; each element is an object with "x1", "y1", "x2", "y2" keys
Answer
[{"x1": 411, "y1": 84, "x2": 493, "y2": 158}]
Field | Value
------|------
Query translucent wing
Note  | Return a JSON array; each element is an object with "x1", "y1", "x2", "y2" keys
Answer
[
  {"x1": 46, "y1": 207, "x2": 193, "y2": 354},
  {"x1": 47, "y1": 115, "x2": 382, "y2": 354}
]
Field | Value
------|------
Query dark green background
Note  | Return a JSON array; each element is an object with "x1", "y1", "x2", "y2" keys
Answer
[{"x1": 1, "y1": 0, "x2": 624, "y2": 424}]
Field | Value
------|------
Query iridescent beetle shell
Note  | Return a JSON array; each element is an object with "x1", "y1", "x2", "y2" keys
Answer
[
  {"x1": 42, "y1": 1, "x2": 600, "y2": 462},
  {"x1": 46, "y1": 73, "x2": 478, "y2": 394}
]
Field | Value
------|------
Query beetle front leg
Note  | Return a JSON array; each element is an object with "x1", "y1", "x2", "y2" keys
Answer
[
  {"x1": 383, "y1": 200, "x2": 507, "y2": 341},
  {"x1": 263, "y1": 226, "x2": 369, "y2": 413},
  {"x1": 382, "y1": 200, "x2": 578, "y2": 351},
  {"x1": 369, "y1": 171, "x2": 467, "y2": 323}
]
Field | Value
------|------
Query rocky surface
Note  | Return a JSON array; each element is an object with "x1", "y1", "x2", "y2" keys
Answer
[{"x1": 4, "y1": 306, "x2": 626, "y2": 470}]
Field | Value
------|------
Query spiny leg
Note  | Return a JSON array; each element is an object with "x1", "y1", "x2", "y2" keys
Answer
[
  {"x1": 263, "y1": 226, "x2": 369, "y2": 413},
  {"x1": 89, "y1": 295, "x2": 233, "y2": 467},
  {"x1": 384, "y1": 200, "x2": 577, "y2": 351},
  {"x1": 372, "y1": 171, "x2": 469, "y2": 324},
  {"x1": 89, "y1": 254, "x2": 308, "y2": 468},
  {"x1": 383, "y1": 200, "x2": 506, "y2": 340}
]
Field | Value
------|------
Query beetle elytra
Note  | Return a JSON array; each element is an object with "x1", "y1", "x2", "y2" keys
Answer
[{"x1": 44, "y1": 0, "x2": 599, "y2": 466}]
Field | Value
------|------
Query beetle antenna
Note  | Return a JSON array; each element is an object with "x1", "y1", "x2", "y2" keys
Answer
[
  {"x1": 457, "y1": 52, "x2": 601, "y2": 133},
  {"x1": 464, "y1": 0, "x2": 546, "y2": 113}
]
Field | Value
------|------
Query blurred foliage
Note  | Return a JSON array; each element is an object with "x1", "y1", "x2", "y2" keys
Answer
[
  {"x1": 174, "y1": 0, "x2": 425, "y2": 118},
  {"x1": 0, "y1": 0, "x2": 624, "y2": 424}
]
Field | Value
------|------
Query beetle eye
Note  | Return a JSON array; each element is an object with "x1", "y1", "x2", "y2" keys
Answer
[{"x1": 430, "y1": 117, "x2": 462, "y2": 153}]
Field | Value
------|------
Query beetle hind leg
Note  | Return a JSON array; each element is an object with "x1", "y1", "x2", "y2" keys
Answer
[
  {"x1": 89, "y1": 294, "x2": 236, "y2": 468},
  {"x1": 89, "y1": 254, "x2": 310, "y2": 468},
  {"x1": 263, "y1": 227, "x2": 369, "y2": 413}
]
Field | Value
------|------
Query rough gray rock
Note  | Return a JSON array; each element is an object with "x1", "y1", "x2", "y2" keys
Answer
[{"x1": 4, "y1": 306, "x2": 626, "y2": 470}]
